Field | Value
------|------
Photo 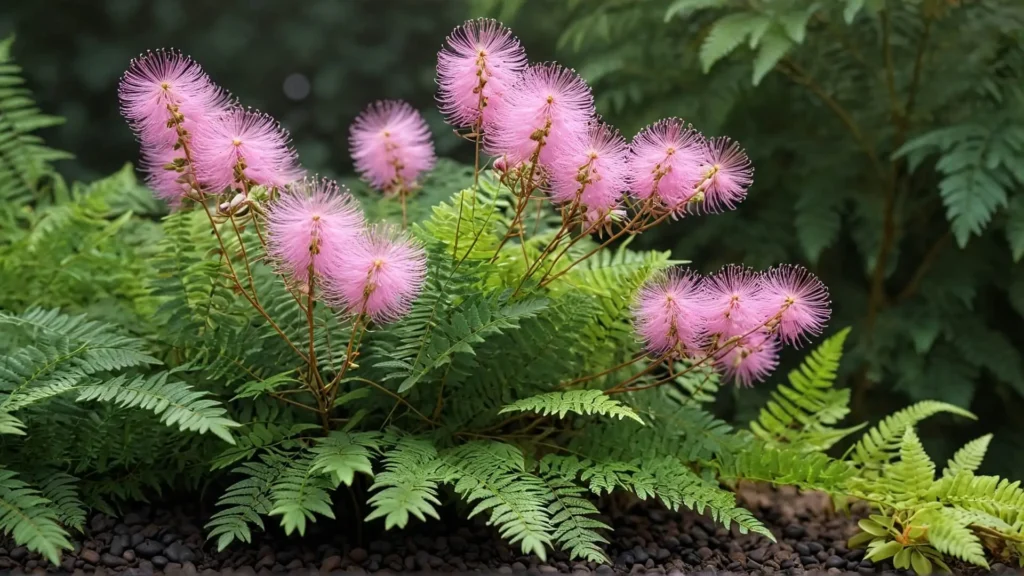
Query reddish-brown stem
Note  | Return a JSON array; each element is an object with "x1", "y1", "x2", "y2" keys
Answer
[
  {"x1": 327, "y1": 309, "x2": 367, "y2": 402},
  {"x1": 555, "y1": 352, "x2": 650, "y2": 390},
  {"x1": 228, "y1": 214, "x2": 260, "y2": 304}
]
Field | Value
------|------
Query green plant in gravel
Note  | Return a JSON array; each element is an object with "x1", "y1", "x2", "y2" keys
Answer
[{"x1": 1, "y1": 20, "x2": 1022, "y2": 576}]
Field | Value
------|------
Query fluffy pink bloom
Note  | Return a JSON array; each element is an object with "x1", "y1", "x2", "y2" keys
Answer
[
  {"x1": 630, "y1": 118, "x2": 706, "y2": 211},
  {"x1": 265, "y1": 178, "x2": 366, "y2": 285},
  {"x1": 141, "y1": 145, "x2": 191, "y2": 205},
  {"x1": 349, "y1": 101, "x2": 436, "y2": 192},
  {"x1": 717, "y1": 331, "x2": 780, "y2": 387},
  {"x1": 700, "y1": 265, "x2": 766, "y2": 339},
  {"x1": 549, "y1": 122, "x2": 630, "y2": 213},
  {"x1": 437, "y1": 18, "x2": 528, "y2": 128},
  {"x1": 191, "y1": 108, "x2": 304, "y2": 193},
  {"x1": 484, "y1": 63, "x2": 595, "y2": 167},
  {"x1": 696, "y1": 137, "x2": 753, "y2": 213},
  {"x1": 325, "y1": 225, "x2": 427, "y2": 324},
  {"x1": 633, "y1": 269, "x2": 708, "y2": 357},
  {"x1": 118, "y1": 49, "x2": 229, "y2": 147},
  {"x1": 759, "y1": 265, "x2": 831, "y2": 346}
]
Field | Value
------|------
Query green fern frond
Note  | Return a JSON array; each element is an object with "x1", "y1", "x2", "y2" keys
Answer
[
  {"x1": 76, "y1": 373, "x2": 239, "y2": 444},
  {"x1": 0, "y1": 411, "x2": 25, "y2": 435},
  {"x1": 881, "y1": 428, "x2": 936, "y2": 502},
  {"x1": 540, "y1": 476, "x2": 610, "y2": 564},
  {"x1": 309, "y1": 431, "x2": 380, "y2": 488},
  {"x1": 928, "y1": 471, "x2": 1024, "y2": 525},
  {"x1": 207, "y1": 457, "x2": 286, "y2": 550},
  {"x1": 943, "y1": 434, "x2": 993, "y2": 478},
  {"x1": 848, "y1": 401, "x2": 975, "y2": 472},
  {"x1": 0, "y1": 466, "x2": 72, "y2": 564},
  {"x1": 718, "y1": 442, "x2": 856, "y2": 492},
  {"x1": 500, "y1": 390, "x2": 644, "y2": 424},
  {"x1": 268, "y1": 451, "x2": 336, "y2": 536},
  {"x1": 921, "y1": 508, "x2": 990, "y2": 568},
  {"x1": 751, "y1": 327, "x2": 864, "y2": 451},
  {"x1": 366, "y1": 435, "x2": 445, "y2": 529},
  {"x1": 32, "y1": 472, "x2": 86, "y2": 532},
  {"x1": 443, "y1": 441, "x2": 554, "y2": 560}
]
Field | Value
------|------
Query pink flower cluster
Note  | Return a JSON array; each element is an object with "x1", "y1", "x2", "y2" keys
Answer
[
  {"x1": 633, "y1": 265, "x2": 831, "y2": 386},
  {"x1": 261, "y1": 177, "x2": 427, "y2": 324},
  {"x1": 118, "y1": 49, "x2": 303, "y2": 204},
  {"x1": 118, "y1": 51, "x2": 428, "y2": 324},
  {"x1": 435, "y1": 20, "x2": 754, "y2": 222}
]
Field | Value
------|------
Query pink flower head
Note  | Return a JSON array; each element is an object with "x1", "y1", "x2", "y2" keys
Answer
[
  {"x1": 549, "y1": 122, "x2": 630, "y2": 213},
  {"x1": 437, "y1": 18, "x2": 528, "y2": 128},
  {"x1": 265, "y1": 178, "x2": 366, "y2": 285},
  {"x1": 717, "y1": 331, "x2": 780, "y2": 387},
  {"x1": 695, "y1": 137, "x2": 753, "y2": 213},
  {"x1": 484, "y1": 63, "x2": 595, "y2": 167},
  {"x1": 118, "y1": 49, "x2": 229, "y2": 147},
  {"x1": 633, "y1": 268, "x2": 708, "y2": 357},
  {"x1": 141, "y1": 144, "x2": 191, "y2": 206},
  {"x1": 349, "y1": 100, "x2": 437, "y2": 192},
  {"x1": 191, "y1": 108, "x2": 304, "y2": 193},
  {"x1": 760, "y1": 265, "x2": 831, "y2": 346},
  {"x1": 630, "y1": 118, "x2": 706, "y2": 211},
  {"x1": 325, "y1": 225, "x2": 427, "y2": 324},
  {"x1": 700, "y1": 265, "x2": 766, "y2": 338}
]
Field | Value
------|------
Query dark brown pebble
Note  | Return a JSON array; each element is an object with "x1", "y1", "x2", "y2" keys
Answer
[
  {"x1": 80, "y1": 550, "x2": 101, "y2": 565},
  {"x1": 348, "y1": 548, "x2": 367, "y2": 563},
  {"x1": 783, "y1": 525, "x2": 805, "y2": 539},
  {"x1": 800, "y1": 555, "x2": 818, "y2": 565}
]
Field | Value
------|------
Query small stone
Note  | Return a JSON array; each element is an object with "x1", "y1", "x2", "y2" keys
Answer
[
  {"x1": 596, "y1": 565, "x2": 615, "y2": 575},
  {"x1": 234, "y1": 567, "x2": 256, "y2": 576},
  {"x1": 825, "y1": 555, "x2": 845, "y2": 569},
  {"x1": 201, "y1": 570, "x2": 220, "y2": 576},
  {"x1": 748, "y1": 549, "x2": 767, "y2": 563},
  {"x1": 181, "y1": 561, "x2": 198, "y2": 576},
  {"x1": 697, "y1": 547, "x2": 713, "y2": 561},
  {"x1": 845, "y1": 549, "x2": 864, "y2": 562},
  {"x1": 73, "y1": 570, "x2": 86, "y2": 576},
  {"x1": 847, "y1": 561, "x2": 859, "y2": 570},
  {"x1": 10, "y1": 547, "x2": 28, "y2": 561},
  {"x1": 101, "y1": 553, "x2": 127, "y2": 568},
  {"x1": 62, "y1": 556, "x2": 77, "y2": 572},
  {"x1": 130, "y1": 533, "x2": 145, "y2": 549},
  {"x1": 160, "y1": 533, "x2": 179, "y2": 546},
  {"x1": 678, "y1": 534, "x2": 694, "y2": 547},
  {"x1": 348, "y1": 548, "x2": 367, "y2": 564},
  {"x1": 747, "y1": 560, "x2": 763, "y2": 570},
  {"x1": 655, "y1": 548, "x2": 671, "y2": 561},
  {"x1": 81, "y1": 550, "x2": 101, "y2": 565},
  {"x1": 140, "y1": 525, "x2": 159, "y2": 539},
  {"x1": 114, "y1": 524, "x2": 131, "y2": 536},
  {"x1": 539, "y1": 566, "x2": 558, "y2": 573},
  {"x1": 512, "y1": 561, "x2": 527, "y2": 571},
  {"x1": 783, "y1": 525, "x2": 806, "y2": 539},
  {"x1": 111, "y1": 535, "x2": 130, "y2": 557},
  {"x1": 633, "y1": 546, "x2": 650, "y2": 563},
  {"x1": 826, "y1": 568, "x2": 843, "y2": 575},
  {"x1": 498, "y1": 566, "x2": 513, "y2": 574},
  {"x1": 727, "y1": 562, "x2": 742, "y2": 571},
  {"x1": 321, "y1": 555, "x2": 342, "y2": 572},
  {"x1": 807, "y1": 542, "x2": 824, "y2": 554},
  {"x1": 649, "y1": 509, "x2": 666, "y2": 523},
  {"x1": 0, "y1": 559, "x2": 11, "y2": 570},
  {"x1": 151, "y1": 556, "x2": 168, "y2": 568},
  {"x1": 691, "y1": 527, "x2": 709, "y2": 541},
  {"x1": 663, "y1": 536, "x2": 680, "y2": 550},
  {"x1": 254, "y1": 554, "x2": 275, "y2": 570},
  {"x1": 285, "y1": 559, "x2": 303, "y2": 570},
  {"x1": 123, "y1": 550, "x2": 136, "y2": 563},
  {"x1": 683, "y1": 552, "x2": 702, "y2": 565},
  {"x1": 779, "y1": 560, "x2": 793, "y2": 569},
  {"x1": 800, "y1": 555, "x2": 818, "y2": 566},
  {"x1": 164, "y1": 542, "x2": 196, "y2": 564},
  {"x1": 90, "y1": 514, "x2": 109, "y2": 533},
  {"x1": 135, "y1": 540, "x2": 164, "y2": 559},
  {"x1": 857, "y1": 568, "x2": 875, "y2": 576},
  {"x1": 794, "y1": 543, "x2": 810, "y2": 556}
]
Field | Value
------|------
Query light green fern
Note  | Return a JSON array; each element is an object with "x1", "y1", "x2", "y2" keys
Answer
[
  {"x1": 943, "y1": 434, "x2": 992, "y2": 478},
  {"x1": 500, "y1": 390, "x2": 644, "y2": 424}
]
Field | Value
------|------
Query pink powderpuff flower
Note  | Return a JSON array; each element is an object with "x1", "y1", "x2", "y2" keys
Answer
[
  {"x1": 633, "y1": 268, "x2": 709, "y2": 357},
  {"x1": 191, "y1": 108, "x2": 304, "y2": 193},
  {"x1": 695, "y1": 137, "x2": 753, "y2": 213},
  {"x1": 141, "y1": 144, "x2": 191, "y2": 206},
  {"x1": 325, "y1": 225, "x2": 427, "y2": 324},
  {"x1": 265, "y1": 178, "x2": 366, "y2": 286},
  {"x1": 484, "y1": 63, "x2": 595, "y2": 167},
  {"x1": 630, "y1": 118, "x2": 706, "y2": 211},
  {"x1": 549, "y1": 122, "x2": 630, "y2": 214},
  {"x1": 349, "y1": 100, "x2": 436, "y2": 192},
  {"x1": 700, "y1": 264, "x2": 766, "y2": 339},
  {"x1": 118, "y1": 49, "x2": 229, "y2": 147},
  {"x1": 437, "y1": 18, "x2": 528, "y2": 128},
  {"x1": 759, "y1": 264, "x2": 831, "y2": 346},
  {"x1": 717, "y1": 331, "x2": 780, "y2": 387}
]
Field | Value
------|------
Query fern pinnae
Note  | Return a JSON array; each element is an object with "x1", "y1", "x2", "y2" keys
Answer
[
  {"x1": 499, "y1": 390, "x2": 645, "y2": 425},
  {"x1": 847, "y1": 400, "x2": 976, "y2": 471},
  {"x1": 365, "y1": 435, "x2": 445, "y2": 530},
  {"x1": 943, "y1": 434, "x2": 993, "y2": 478},
  {"x1": 0, "y1": 466, "x2": 72, "y2": 564}
]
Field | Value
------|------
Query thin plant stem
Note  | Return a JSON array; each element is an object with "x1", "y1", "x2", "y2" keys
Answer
[
  {"x1": 228, "y1": 214, "x2": 260, "y2": 304},
  {"x1": 555, "y1": 352, "x2": 649, "y2": 390}
]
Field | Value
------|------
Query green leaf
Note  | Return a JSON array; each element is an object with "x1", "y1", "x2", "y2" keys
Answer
[
  {"x1": 700, "y1": 13, "x2": 768, "y2": 73},
  {"x1": 942, "y1": 434, "x2": 992, "y2": 478},
  {"x1": 0, "y1": 412, "x2": 25, "y2": 435},
  {"x1": 499, "y1": 390, "x2": 645, "y2": 425},
  {"x1": 865, "y1": 539, "x2": 902, "y2": 561},
  {"x1": 664, "y1": 0, "x2": 726, "y2": 21},
  {"x1": 1007, "y1": 195, "x2": 1024, "y2": 261},
  {"x1": 844, "y1": 0, "x2": 865, "y2": 22},
  {"x1": 309, "y1": 431, "x2": 379, "y2": 488},
  {"x1": 751, "y1": 28, "x2": 791, "y2": 86},
  {"x1": 911, "y1": 550, "x2": 933, "y2": 576},
  {"x1": 0, "y1": 467, "x2": 72, "y2": 564}
]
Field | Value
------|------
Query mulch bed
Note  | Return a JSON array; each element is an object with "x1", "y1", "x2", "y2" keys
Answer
[{"x1": 0, "y1": 484, "x2": 1014, "y2": 575}]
